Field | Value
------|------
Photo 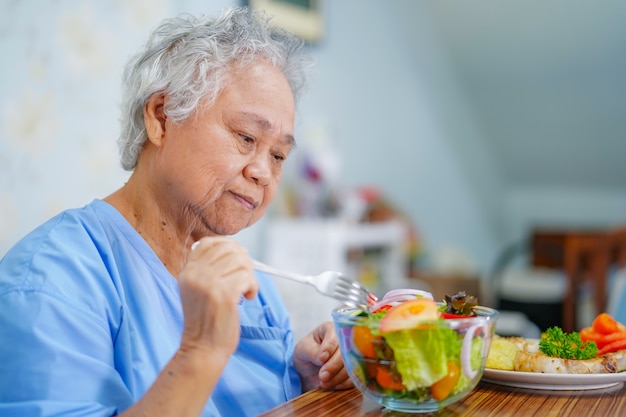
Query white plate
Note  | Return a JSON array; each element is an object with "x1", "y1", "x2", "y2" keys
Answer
[{"x1": 482, "y1": 369, "x2": 626, "y2": 390}]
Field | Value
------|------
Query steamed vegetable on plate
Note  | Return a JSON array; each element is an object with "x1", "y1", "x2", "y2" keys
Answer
[{"x1": 486, "y1": 312, "x2": 626, "y2": 374}]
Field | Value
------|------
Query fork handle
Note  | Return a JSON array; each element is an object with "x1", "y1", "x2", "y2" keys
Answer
[{"x1": 252, "y1": 260, "x2": 309, "y2": 284}]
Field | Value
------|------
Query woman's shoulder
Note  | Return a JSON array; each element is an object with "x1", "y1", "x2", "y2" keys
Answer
[
  {"x1": 0, "y1": 200, "x2": 133, "y2": 328},
  {"x1": 6, "y1": 199, "x2": 133, "y2": 252},
  {"x1": 0, "y1": 199, "x2": 134, "y2": 295}
]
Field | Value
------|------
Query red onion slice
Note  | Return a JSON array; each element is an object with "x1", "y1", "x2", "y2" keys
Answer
[
  {"x1": 461, "y1": 324, "x2": 484, "y2": 380},
  {"x1": 369, "y1": 289, "x2": 434, "y2": 312},
  {"x1": 381, "y1": 289, "x2": 434, "y2": 301}
]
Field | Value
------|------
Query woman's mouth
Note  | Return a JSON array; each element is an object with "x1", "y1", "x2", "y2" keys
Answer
[{"x1": 231, "y1": 191, "x2": 258, "y2": 210}]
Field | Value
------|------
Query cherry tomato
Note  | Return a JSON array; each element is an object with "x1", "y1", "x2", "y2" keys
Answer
[
  {"x1": 431, "y1": 361, "x2": 460, "y2": 401},
  {"x1": 372, "y1": 304, "x2": 393, "y2": 314},
  {"x1": 379, "y1": 298, "x2": 439, "y2": 333},
  {"x1": 352, "y1": 325, "x2": 381, "y2": 359},
  {"x1": 375, "y1": 366, "x2": 405, "y2": 391},
  {"x1": 441, "y1": 312, "x2": 472, "y2": 319}
]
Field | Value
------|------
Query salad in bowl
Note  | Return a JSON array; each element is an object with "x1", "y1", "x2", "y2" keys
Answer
[{"x1": 332, "y1": 289, "x2": 499, "y2": 413}]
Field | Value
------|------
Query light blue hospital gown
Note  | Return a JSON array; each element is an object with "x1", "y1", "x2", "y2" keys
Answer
[{"x1": 0, "y1": 199, "x2": 302, "y2": 417}]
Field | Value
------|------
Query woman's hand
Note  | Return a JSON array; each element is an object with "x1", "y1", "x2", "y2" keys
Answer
[
  {"x1": 178, "y1": 237, "x2": 259, "y2": 357},
  {"x1": 293, "y1": 321, "x2": 354, "y2": 392},
  {"x1": 119, "y1": 237, "x2": 259, "y2": 417}
]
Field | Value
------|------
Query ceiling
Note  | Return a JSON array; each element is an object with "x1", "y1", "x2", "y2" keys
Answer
[{"x1": 414, "y1": 1, "x2": 626, "y2": 189}]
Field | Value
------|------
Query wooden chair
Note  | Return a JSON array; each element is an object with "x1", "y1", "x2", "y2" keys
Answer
[
  {"x1": 607, "y1": 227, "x2": 626, "y2": 269},
  {"x1": 581, "y1": 227, "x2": 626, "y2": 316},
  {"x1": 605, "y1": 227, "x2": 626, "y2": 320},
  {"x1": 530, "y1": 226, "x2": 626, "y2": 330},
  {"x1": 530, "y1": 229, "x2": 606, "y2": 331}
]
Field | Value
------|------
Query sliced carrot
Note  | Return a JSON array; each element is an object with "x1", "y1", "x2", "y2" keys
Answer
[
  {"x1": 352, "y1": 325, "x2": 381, "y2": 359},
  {"x1": 581, "y1": 327, "x2": 626, "y2": 349},
  {"x1": 592, "y1": 313, "x2": 625, "y2": 335},
  {"x1": 365, "y1": 361, "x2": 379, "y2": 379},
  {"x1": 598, "y1": 338, "x2": 626, "y2": 355},
  {"x1": 579, "y1": 326, "x2": 597, "y2": 341},
  {"x1": 375, "y1": 366, "x2": 405, "y2": 391}
]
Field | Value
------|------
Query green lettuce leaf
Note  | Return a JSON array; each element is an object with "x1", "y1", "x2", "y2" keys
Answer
[{"x1": 384, "y1": 327, "x2": 459, "y2": 391}]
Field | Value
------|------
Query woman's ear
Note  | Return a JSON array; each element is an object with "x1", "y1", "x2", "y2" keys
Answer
[{"x1": 144, "y1": 94, "x2": 167, "y2": 146}]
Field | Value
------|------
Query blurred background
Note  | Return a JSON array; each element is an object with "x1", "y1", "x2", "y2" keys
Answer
[{"x1": 1, "y1": 0, "x2": 625, "y2": 338}]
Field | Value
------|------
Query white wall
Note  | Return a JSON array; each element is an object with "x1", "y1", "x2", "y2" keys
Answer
[{"x1": 505, "y1": 186, "x2": 626, "y2": 239}]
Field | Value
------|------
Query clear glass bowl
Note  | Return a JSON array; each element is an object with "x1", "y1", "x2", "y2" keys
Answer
[{"x1": 332, "y1": 304, "x2": 499, "y2": 413}]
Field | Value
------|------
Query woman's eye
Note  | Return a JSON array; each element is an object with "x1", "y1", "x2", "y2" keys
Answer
[{"x1": 239, "y1": 134, "x2": 254, "y2": 144}]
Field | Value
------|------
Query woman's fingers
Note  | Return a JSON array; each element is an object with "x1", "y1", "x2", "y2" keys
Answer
[
  {"x1": 188, "y1": 237, "x2": 257, "y2": 302},
  {"x1": 179, "y1": 237, "x2": 258, "y2": 354}
]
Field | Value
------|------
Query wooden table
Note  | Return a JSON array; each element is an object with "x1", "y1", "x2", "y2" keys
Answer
[{"x1": 258, "y1": 381, "x2": 626, "y2": 417}]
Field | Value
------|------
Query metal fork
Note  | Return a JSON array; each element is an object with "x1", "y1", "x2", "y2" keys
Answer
[{"x1": 253, "y1": 260, "x2": 377, "y2": 309}]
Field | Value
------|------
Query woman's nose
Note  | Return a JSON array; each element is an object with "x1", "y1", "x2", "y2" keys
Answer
[{"x1": 243, "y1": 156, "x2": 271, "y2": 186}]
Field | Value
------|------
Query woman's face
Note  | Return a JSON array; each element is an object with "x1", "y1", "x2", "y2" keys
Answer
[{"x1": 153, "y1": 62, "x2": 296, "y2": 238}]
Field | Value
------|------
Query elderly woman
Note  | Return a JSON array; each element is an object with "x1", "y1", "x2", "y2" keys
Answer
[{"x1": 0, "y1": 7, "x2": 351, "y2": 417}]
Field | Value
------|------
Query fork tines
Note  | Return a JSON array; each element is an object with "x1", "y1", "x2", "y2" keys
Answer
[{"x1": 333, "y1": 279, "x2": 372, "y2": 309}]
